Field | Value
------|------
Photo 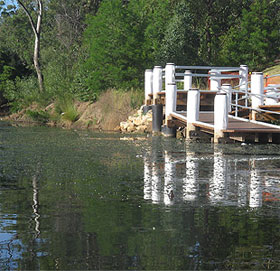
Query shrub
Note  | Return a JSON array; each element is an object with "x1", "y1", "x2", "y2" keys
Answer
[
  {"x1": 26, "y1": 109, "x2": 50, "y2": 123},
  {"x1": 55, "y1": 95, "x2": 79, "y2": 122}
]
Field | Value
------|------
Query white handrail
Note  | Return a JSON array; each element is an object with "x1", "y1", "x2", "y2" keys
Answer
[
  {"x1": 175, "y1": 72, "x2": 241, "y2": 79},
  {"x1": 265, "y1": 74, "x2": 280, "y2": 79},
  {"x1": 176, "y1": 65, "x2": 240, "y2": 71}
]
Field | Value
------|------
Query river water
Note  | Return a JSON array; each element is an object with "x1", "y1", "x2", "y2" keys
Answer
[{"x1": 0, "y1": 122, "x2": 280, "y2": 270}]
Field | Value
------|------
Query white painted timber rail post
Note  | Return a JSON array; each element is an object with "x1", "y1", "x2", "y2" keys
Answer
[
  {"x1": 165, "y1": 63, "x2": 175, "y2": 88},
  {"x1": 214, "y1": 93, "x2": 228, "y2": 143},
  {"x1": 186, "y1": 88, "x2": 200, "y2": 138},
  {"x1": 210, "y1": 70, "x2": 221, "y2": 91},
  {"x1": 153, "y1": 66, "x2": 163, "y2": 104},
  {"x1": 239, "y1": 65, "x2": 248, "y2": 107},
  {"x1": 221, "y1": 83, "x2": 232, "y2": 112},
  {"x1": 144, "y1": 69, "x2": 153, "y2": 105},
  {"x1": 165, "y1": 82, "x2": 177, "y2": 125},
  {"x1": 184, "y1": 70, "x2": 192, "y2": 90},
  {"x1": 251, "y1": 72, "x2": 264, "y2": 121}
]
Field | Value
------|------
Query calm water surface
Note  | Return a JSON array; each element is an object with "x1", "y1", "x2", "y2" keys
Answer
[{"x1": 0, "y1": 121, "x2": 280, "y2": 270}]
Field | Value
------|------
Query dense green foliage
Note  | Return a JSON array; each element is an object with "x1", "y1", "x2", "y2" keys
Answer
[
  {"x1": 0, "y1": 0, "x2": 279, "y2": 110},
  {"x1": 220, "y1": 0, "x2": 280, "y2": 69}
]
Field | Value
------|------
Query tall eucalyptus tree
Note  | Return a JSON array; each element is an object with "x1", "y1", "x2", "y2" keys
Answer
[{"x1": 17, "y1": 0, "x2": 44, "y2": 92}]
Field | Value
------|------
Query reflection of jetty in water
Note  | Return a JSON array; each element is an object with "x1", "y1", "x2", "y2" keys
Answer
[{"x1": 143, "y1": 140, "x2": 280, "y2": 208}]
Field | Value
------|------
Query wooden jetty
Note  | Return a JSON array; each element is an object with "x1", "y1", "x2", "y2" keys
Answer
[
  {"x1": 170, "y1": 112, "x2": 280, "y2": 143},
  {"x1": 144, "y1": 63, "x2": 280, "y2": 143}
]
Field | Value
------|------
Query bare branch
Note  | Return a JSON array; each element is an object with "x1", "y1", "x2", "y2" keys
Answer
[{"x1": 17, "y1": 0, "x2": 38, "y2": 38}]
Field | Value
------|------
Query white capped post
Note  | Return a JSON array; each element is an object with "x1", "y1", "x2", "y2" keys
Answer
[
  {"x1": 239, "y1": 65, "x2": 249, "y2": 107},
  {"x1": 186, "y1": 88, "x2": 200, "y2": 138},
  {"x1": 165, "y1": 63, "x2": 175, "y2": 89},
  {"x1": 144, "y1": 69, "x2": 153, "y2": 105},
  {"x1": 251, "y1": 72, "x2": 264, "y2": 120},
  {"x1": 165, "y1": 82, "x2": 177, "y2": 125},
  {"x1": 210, "y1": 69, "x2": 221, "y2": 91},
  {"x1": 221, "y1": 83, "x2": 232, "y2": 112},
  {"x1": 152, "y1": 66, "x2": 163, "y2": 104},
  {"x1": 184, "y1": 70, "x2": 192, "y2": 91},
  {"x1": 214, "y1": 93, "x2": 228, "y2": 143}
]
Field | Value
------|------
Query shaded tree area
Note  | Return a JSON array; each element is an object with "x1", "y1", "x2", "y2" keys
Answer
[{"x1": 0, "y1": 0, "x2": 279, "y2": 111}]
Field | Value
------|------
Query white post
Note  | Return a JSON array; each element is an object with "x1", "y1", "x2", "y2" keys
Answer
[
  {"x1": 251, "y1": 72, "x2": 264, "y2": 121},
  {"x1": 153, "y1": 66, "x2": 163, "y2": 104},
  {"x1": 144, "y1": 69, "x2": 153, "y2": 105},
  {"x1": 184, "y1": 70, "x2": 192, "y2": 91},
  {"x1": 239, "y1": 65, "x2": 249, "y2": 107},
  {"x1": 165, "y1": 63, "x2": 175, "y2": 90},
  {"x1": 165, "y1": 82, "x2": 177, "y2": 125},
  {"x1": 221, "y1": 83, "x2": 232, "y2": 112},
  {"x1": 265, "y1": 84, "x2": 278, "y2": 105},
  {"x1": 214, "y1": 93, "x2": 228, "y2": 143},
  {"x1": 239, "y1": 65, "x2": 248, "y2": 90},
  {"x1": 210, "y1": 69, "x2": 221, "y2": 91},
  {"x1": 186, "y1": 88, "x2": 200, "y2": 138}
]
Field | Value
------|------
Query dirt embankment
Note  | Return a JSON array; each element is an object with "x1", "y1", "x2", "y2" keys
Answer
[{"x1": 2, "y1": 89, "x2": 147, "y2": 132}]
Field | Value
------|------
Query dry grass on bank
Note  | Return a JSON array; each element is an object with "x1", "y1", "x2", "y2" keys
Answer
[
  {"x1": 4, "y1": 88, "x2": 144, "y2": 131},
  {"x1": 94, "y1": 89, "x2": 143, "y2": 130}
]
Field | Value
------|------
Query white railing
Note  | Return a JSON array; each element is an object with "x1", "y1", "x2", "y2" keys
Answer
[{"x1": 144, "y1": 64, "x2": 280, "y2": 139}]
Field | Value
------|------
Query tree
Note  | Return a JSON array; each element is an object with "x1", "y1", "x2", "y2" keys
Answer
[
  {"x1": 188, "y1": 0, "x2": 252, "y2": 64},
  {"x1": 219, "y1": 0, "x2": 280, "y2": 69},
  {"x1": 156, "y1": 1, "x2": 199, "y2": 65},
  {"x1": 80, "y1": 0, "x2": 174, "y2": 99},
  {"x1": 17, "y1": 0, "x2": 44, "y2": 92},
  {"x1": 81, "y1": 0, "x2": 146, "y2": 97}
]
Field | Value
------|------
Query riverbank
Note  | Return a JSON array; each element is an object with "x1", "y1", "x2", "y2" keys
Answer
[{"x1": 1, "y1": 89, "x2": 152, "y2": 133}]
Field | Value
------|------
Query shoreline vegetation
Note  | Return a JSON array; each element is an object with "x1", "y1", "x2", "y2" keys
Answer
[
  {"x1": 1, "y1": 88, "x2": 148, "y2": 132},
  {"x1": 0, "y1": 0, "x2": 279, "y2": 133}
]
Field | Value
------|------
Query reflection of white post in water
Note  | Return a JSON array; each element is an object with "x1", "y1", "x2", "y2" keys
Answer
[
  {"x1": 151, "y1": 161, "x2": 161, "y2": 203},
  {"x1": 209, "y1": 147, "x2": 228, "y2": 204},
  {"x1": 32, "y1": 176, "x2": 40, "y2": 237},
  {"x1": 143, "y1": 153, "x2": 152, "y2": 200},
  {"x1": 183, "y1": 151, "x2": 198, "y2": 201},
  {"x1": 236, "y1": 158, "x2": 247, "y2": 206},
  {"x1": 237, "y1": 178, "x2": 248, "y2": 207},
  {"x1": 249, "y1": 159, "x2": 262, "y2": 208},
  {"x1": 164, "y1": 151, "x2": 175, "y2": 205}
]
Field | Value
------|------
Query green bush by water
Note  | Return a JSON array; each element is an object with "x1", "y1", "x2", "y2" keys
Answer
[
  {"x1": 26, "y1": 109, "x2": 50, "y2": 123},
  {"x1": 55, "y1": 95, "x2": 79, "y2": 122}
]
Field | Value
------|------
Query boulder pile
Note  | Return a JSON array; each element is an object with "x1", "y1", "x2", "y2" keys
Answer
[{"x1": 119, "y1": 107, "x2": 152, "y2": 133}]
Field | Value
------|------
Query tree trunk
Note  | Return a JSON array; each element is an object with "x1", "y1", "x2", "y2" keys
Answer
[{"x1": 18, "y1": 0, "x2": 44, "y2": 92}]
